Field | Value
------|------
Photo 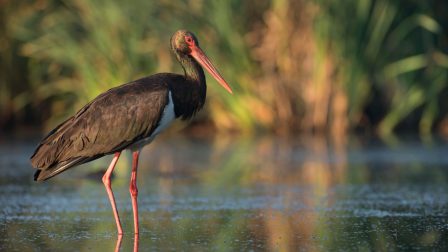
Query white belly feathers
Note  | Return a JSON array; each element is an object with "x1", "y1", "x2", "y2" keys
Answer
[{"x1": 128, "y1": 91, "x2": 176, "y2": 151}]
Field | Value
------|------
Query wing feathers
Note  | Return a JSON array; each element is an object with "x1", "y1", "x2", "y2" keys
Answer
[{"x1": 31, "y1": 75, "x2": 172, "y2": 179}]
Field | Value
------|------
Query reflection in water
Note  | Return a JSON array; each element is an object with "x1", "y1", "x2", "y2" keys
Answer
[
  {"x1": 1, "y1": 135, "x2": 448, "y2": 250},
  {"x1": 113, "y1": 234, "x2": 139, "y2": 252},
  {"x1": 134, "y1": 234, "x2": 139, "y2": 252},
  {"x1": 115, "y1": 235, "x2": 122, "y2": 252}
]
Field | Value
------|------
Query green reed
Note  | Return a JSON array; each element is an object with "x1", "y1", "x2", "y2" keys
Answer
[{"x1": 1, "y1": 0, "x2": 448, "y2": 137}]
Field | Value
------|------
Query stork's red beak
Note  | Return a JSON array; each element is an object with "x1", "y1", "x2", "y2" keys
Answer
[{"x1": 190, "y1": 46, "x2": 233, "y2": 94}]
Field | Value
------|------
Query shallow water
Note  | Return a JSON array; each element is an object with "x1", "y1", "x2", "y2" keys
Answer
[{"x1": 1, "y1": 135, "x2": 448, "y2": 251}]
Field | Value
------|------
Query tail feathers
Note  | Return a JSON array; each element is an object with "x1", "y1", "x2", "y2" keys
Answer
[
  {"x1": 31, "y1": 145, "x2": 61, "y2": 171},
  {"x1": 30, "y1": 115, "x2": 76, "y2": 170},
  {"x1": 31, "y1": 139, "x2": 76, "y2": 181},
  {"x1": 31, "y1": 128, "x2": 76, "y2": 180},
  {"x1": 34, "y1": 157, "x2": 95, "y2": 181}
]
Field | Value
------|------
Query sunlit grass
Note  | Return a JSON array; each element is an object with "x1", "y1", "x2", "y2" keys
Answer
[
  {"x1": 1, "y1": 0, "x2": 448, "y2": 137},
  {"x1": 315, "y1": 0, "x2": 448, "y2": 137}
]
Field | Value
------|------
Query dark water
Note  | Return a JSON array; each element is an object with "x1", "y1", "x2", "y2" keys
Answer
[{"x1": 1, "y1": 135, "x2": 448, "y2": 251}]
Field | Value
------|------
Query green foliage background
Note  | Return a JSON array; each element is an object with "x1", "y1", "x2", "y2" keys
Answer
[{"x1": 1, "y1": 0, "x2": 448, "y2": 137}]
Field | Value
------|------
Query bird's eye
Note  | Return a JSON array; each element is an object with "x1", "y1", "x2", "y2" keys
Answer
[{"x1": 185, "y1": 36, "x2": 193, "y2": 44}]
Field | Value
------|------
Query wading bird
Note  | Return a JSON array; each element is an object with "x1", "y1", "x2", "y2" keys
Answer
[{"x1": 30, "y1": 30, "x2": 233, "y2": 235}]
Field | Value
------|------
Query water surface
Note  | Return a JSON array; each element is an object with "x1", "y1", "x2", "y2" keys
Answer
[{"x1": 1, "y1": 135, "x2": 448, "y2": 251}]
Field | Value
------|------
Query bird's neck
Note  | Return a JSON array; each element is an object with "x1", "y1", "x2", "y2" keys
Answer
[
  {"x1": 181, "y1": 56, "x2": 206, "y2": 87},
  {"x1": 170, "y1": 54, "x2": 207, "y2": 120}
]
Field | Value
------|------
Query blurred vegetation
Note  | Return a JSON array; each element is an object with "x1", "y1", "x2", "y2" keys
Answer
[{"x1": 1, "y1": 0, "x2": 448, "y2": 138}]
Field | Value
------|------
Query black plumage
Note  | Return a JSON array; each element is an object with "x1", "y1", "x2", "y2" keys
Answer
[
  {"x1": 31, "y1": 68, "x2": 209, "y2": 180},
  {"x1": 29, "y1": 29, "x2": 232, "y2": 234}
]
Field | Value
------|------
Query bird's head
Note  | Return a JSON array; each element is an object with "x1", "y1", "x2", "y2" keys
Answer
[
  {"x1": 171, "y1": 30, "x2": 199, "y2": 55},
  {"x1": 171, "y1": 30, "x2": 233, "y2": 94}
]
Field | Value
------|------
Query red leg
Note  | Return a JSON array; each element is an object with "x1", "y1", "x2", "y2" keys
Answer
[
  {"x1": 102, "y1": 152, "x2": 123, "y2": 235},
  {"x1": 114, "y1": 233, "x2": 123, "y2": 252},
  {"x1": 130, "y1": 150, "x2": 140, "y2": 234},
  {"x1": 133, "y1": 233, "x2": 139, "y2": 252}
]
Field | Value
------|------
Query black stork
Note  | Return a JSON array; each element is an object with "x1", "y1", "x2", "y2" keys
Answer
[{"x1": 30, "y1": 30, "x2": 233, "y2": 235}]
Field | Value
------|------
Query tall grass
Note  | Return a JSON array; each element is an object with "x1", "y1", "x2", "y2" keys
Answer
[
  {"x1": 2, "y1": 0, "x2": 448, "y2": 137},
  {"x1": 3, "y1": 0, "x2": 264, "y2": 132},
  {"x1": 315, "y1": 0, "x2": 448, "y2": 137}
]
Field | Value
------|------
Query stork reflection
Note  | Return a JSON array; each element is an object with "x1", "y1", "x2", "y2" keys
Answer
[{"x1": 114, "y1": 234, "x2": 138, "y2": 252}]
